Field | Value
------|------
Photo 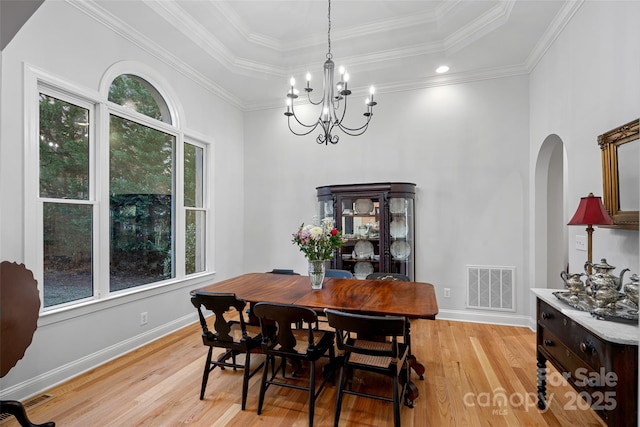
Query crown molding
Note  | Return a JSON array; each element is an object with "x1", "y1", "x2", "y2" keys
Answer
[
  {"x1": 524, "y1": 0, "x2": 584, "y2": 71},
  {"x1": 244, "y1": 62, "x2": 530, "y2": 112},
  {"x1": 67, "y1": 0, "x2": 243, "y2": 109},
  {"x1": 443, "y1": 0, "x2": 515, "y2": 54},
  {"x1": 65, "y1": 0, "x2": 579, "y2": 113},
  {"x1": 209, "y1": 0, "x2": 459, "y2": 53}
]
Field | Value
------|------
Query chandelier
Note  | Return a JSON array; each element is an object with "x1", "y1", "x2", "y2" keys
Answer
[{"x1": 285, "y1": 0, "x2": 377, "y2": 145}]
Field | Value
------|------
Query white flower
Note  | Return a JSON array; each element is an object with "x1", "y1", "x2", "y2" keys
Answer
[
  {"x1": 309, "y1": 226, "x2": 323, "y2": 239},
  {"x1": 321, "y1": 217, "x2": 335, "y2": 232}
]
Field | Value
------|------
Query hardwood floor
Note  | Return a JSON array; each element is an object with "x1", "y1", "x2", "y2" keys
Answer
[{"x1": 3, "y1": 320, "x2": 606, "y2": 427}]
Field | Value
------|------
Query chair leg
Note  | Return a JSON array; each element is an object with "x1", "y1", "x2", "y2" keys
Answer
[
  {"x1": 393, "y1": 375, "x2": 400, "y2": 427},
  {"x1": 308, "y1": 360, "x2": 316, "y2": 427},
  {"x1": 200, "y1": 347, "x2": 214, "y2": 400},
  {"x1": 333, "y1": 365, "x2": 346, "y2": 427},
  {"x1": 1, "y1": 400, "x2": 55, "y2": 427},
  {"x1": 241, "y1": 352, "x2": 251, "y2": 410},
  {"x1": 257, "y1": 355, "x2": 271, "y2": 415}
]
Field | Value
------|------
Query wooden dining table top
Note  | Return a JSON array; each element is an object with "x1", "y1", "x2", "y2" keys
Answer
[{"x1": 195, "y1": 272, "x2": 439, "y2": 320}]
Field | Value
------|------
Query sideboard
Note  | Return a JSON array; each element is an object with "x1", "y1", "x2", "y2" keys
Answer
[{"x1": 532, "y1": 288, "x2": 638, "y2": 426}]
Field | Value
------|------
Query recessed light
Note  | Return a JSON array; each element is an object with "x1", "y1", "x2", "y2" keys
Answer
[{"x1": 435, "y1": 65, "x2": 450, "y2": 74}]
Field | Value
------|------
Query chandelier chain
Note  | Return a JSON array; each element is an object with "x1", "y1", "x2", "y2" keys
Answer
[{"x1": 326, "y1": 0, "x2": 332, "y2": 59}]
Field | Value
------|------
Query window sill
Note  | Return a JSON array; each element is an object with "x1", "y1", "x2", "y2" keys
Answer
[{"x1": 38, "y1": 271, "x2": 217, "y2": 326}]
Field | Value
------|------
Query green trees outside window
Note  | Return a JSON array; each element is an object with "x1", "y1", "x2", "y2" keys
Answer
[
  {"x1": 109, "y1": 115, "x2": 175, "y2": 290},
  {"x1": 37, "y1": 73, "x2": 207, "y2": 309}
]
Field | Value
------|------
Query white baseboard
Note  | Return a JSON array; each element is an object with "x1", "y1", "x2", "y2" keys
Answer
[
  {"x1": 436, "y1": 308, "x2": 533, "y2": 328},
  {"x1": 2, "y1": 310, "x2": 538, "y2": 401},
  {"x1": 0, "y1": 313, "x2": 198, "y2": 401}
]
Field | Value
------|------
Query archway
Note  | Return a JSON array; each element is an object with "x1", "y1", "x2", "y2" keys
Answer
[{"x1": 534, "y1": 134, "x2": 567, "y2": 290}]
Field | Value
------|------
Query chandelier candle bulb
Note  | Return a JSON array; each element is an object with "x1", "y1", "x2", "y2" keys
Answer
[
  {"x1": 287, "y1": 77, "x2": 298, "y2": 100},
  {"x1": 285, "y1": 98, "x2": 292, "y2": 116},
  {"x1": 341, "y1": 73, "x2": 350, "y2": 95},
  {"x1": 322, "y1": 107, "x2": 329, "y2": 123}
]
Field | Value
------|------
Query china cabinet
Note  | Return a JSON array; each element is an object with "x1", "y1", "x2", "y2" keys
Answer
[{"x1": 317, "y1": 182, "x2": 416, "y2": 280}]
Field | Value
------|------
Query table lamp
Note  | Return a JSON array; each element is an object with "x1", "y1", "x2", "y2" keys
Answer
[{"x1": 567, "y1": 193, "x2": 613, "y2": 273}]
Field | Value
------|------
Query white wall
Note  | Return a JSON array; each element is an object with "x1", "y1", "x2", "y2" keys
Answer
[
  {"x1": 529, "y1": 0, "x2": 640, "y2": 300},
  {"x1": 244, "y1": 76, "x2": 532, "y2": 325},
  {"x1": 0, "y1": 1, "x2": 245, "y2": 400}
]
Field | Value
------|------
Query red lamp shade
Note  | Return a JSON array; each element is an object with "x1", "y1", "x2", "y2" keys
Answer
[{"x1": 567, "y1": 193, "x2": 613, "y2": 226}]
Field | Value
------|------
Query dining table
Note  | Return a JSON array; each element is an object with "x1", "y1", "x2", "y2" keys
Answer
[{"x1": 193, "y1": 272, "x2": 439, "y2": 404}]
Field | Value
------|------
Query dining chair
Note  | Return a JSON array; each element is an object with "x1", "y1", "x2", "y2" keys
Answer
[
  {"x1": 324, "y1": 308, "x2": 411, "y2": 427},
  {"x1": 267, "y1": 268, "x2": 300, "y2": 275},
  {"x1": 1, "y1": 261, "x2": 55, "y2": 427},
  {"x1": 190, "y1": 291, "x2": 265, "y2": 410},
  {"x1": 366, "y1": 272, "x2": 410, "y2": 281},
  {"x1": 253, "y1": 302, "x2": 335, "y2": 427},
  {"x1": 243, "y1": 269, "x2": 301, "y2": 324},
  {"x1": 325, "y1": 269, "x2": 353, "y2": 279}
]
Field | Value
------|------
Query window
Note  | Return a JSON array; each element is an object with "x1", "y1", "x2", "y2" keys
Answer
[
  {"x1": 184, "y1": 143, "x2": 206, "y2": 275},
  {"x1": 109, "y1": 115, "x2": 175, "y2": 290},
  {"x1": 108, "y1": 74, "x2": 171, "y2": 123},
  {"x1": 34, "y1": 71, "x2": 209, "y2": 310},
  {"x1": 39, "y1": 93, "x2": 94, "y2": 307}
]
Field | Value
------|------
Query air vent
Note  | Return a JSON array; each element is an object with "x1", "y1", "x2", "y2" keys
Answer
[
  {"x1": 0, "y1": 394, "x2": 54, "y2": 423},
  {"x1": 466, "y1": 265, "x2": 515, "y2": 311}
]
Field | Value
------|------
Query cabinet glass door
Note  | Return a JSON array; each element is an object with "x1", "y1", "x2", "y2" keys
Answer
[
  {"x1": 389, "y1": 197, "x2": 414, "y2": 279},
  {"x1": 318, "y1": 199, "x2": 333, "y2": 223},
  {"x1": 339, "y1": 196, "x2": 381, "y2": 279}
]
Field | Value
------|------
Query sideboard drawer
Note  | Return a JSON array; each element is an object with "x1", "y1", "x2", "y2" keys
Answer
[
  {"x1": 538, "y1": 300, "x2": 606, "y2": 370},
  {"x1": 538, "y1": 326, "x2": 603, "y2": 393}
]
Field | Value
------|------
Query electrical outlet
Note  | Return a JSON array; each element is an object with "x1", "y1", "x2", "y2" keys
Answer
[
  {"x1": 140, "y1": 312, "x2": 148, "y2": 325},
  {"x1": 444, "y1": 288, "x2": 451, "y2": 298},
  {"x1": 575, "y1": 235, "x2": 587, "y2": 251}
]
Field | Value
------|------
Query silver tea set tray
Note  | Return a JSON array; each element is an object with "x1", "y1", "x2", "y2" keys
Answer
[{"x1": 553, "y1": 291, "x2": 638, "y2": 324}]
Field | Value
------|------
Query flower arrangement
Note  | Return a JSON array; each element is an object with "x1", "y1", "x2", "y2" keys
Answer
[{"x1": 292, "y1": 218, "x2": 345, "y2": 261}]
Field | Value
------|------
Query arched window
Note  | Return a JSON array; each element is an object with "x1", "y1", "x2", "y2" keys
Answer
[
  {"x1": 108, "y1": 74, "x2": 171, "y2": 124},
  {"x1": 32, "y1": 67, "x2": 209, "y2": 309}
]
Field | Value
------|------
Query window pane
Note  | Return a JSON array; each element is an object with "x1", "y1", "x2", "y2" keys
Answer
[
  {"x1": 108, "y1": 74, "x2": 171, "y2": 124},
  {"x1": 109, "y1": 115, "x2": 175, "y2": 291},
  {"x1": 39, "y1": 94, "x2": 89, "y2": 199},
  {"x1": 43, "y1": 203, "x2": 93, "y2": 307},
  {"x1": 184, "y1": 143, "x2": 204, "y2": 208},
  {"x1": 186, "y1": 210, "x2": 206, "y2": 275}
]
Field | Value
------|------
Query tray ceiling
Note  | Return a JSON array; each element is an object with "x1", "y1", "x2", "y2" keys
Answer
[{"x1": 69, "y1": 0, "x2": 582, "y2": 110}]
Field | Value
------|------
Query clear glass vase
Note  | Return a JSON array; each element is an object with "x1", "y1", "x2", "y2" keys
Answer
[{"x1": 308, "y1": 259, "x2": 326, "y2": 290}]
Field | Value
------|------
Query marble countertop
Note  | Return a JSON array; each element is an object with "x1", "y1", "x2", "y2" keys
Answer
[{"x1": 532, "y1": 288, "x2": 638, "y2": 346}]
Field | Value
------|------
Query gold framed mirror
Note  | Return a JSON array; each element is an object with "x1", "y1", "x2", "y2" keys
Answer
[{"x1": 598, "y1": 118, "x2": 639, "y2": 229}]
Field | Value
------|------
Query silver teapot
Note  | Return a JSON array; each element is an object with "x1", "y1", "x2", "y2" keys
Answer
[
  {"x1": 584, "y1": 258, "x2": 630, "y2": 291},
  {"x1": 560, "y1": 271, "x2": 585, "y2": 299},
  {"x1": 623, "y1": 273, "x2": 639, "y2": 309},
  {"x1": 589, "y1": 271, "x2": 625, "y2": 316}
]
